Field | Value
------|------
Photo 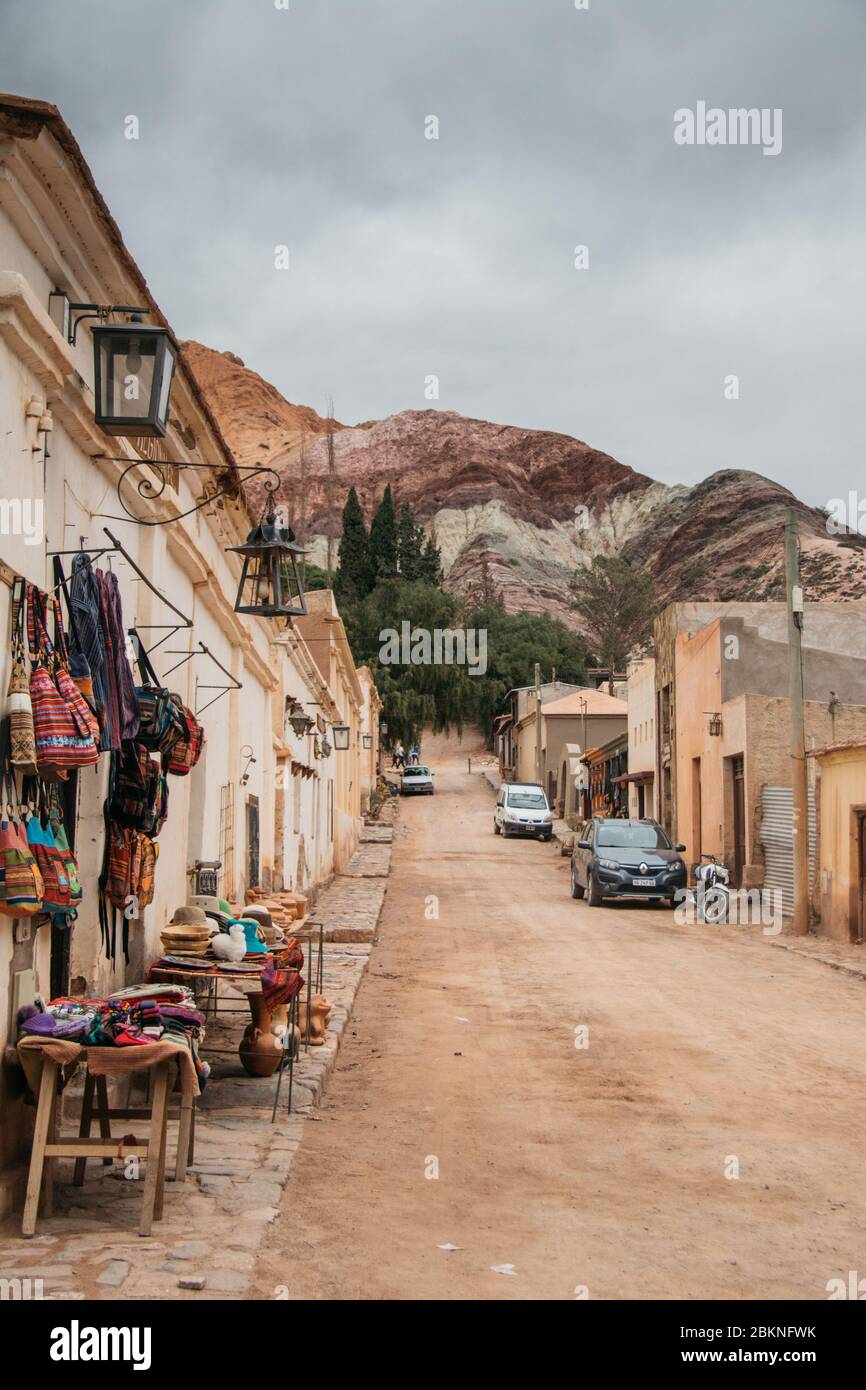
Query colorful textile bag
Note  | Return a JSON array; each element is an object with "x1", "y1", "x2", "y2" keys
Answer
[
  {"x1": 166, "y1": 703, "x2": 205, "y2": 776},
  {"x1": 26, "y1": 811, "x2": 71, "y2": 915},
  {"x1": 109, "y1": 744, "x2": 161, "y2": 834},
  {"x1": 0, "y1": 812, "x2": 44, "y2": 918},
  {"x1": 133, "y1": 637, "x2": 186, "y2": 755},
  {"x1": 49, "y1": 795, "x2": 82, "y2": 906},
  {"x1": 6, "y1": 579, "x2": 38, "y2": 775},
  {"x1": 27, "y1": 584, "x2": 99, "y2": 776}
]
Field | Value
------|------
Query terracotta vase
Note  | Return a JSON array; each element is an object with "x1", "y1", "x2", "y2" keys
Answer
[{"x1": 238, "y1": 992, "x2": 284, "y2": 1077}]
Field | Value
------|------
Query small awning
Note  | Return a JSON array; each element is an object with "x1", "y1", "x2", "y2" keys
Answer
[{"x1": 612, "y1": 770, "x2": 654, "y2": 785}]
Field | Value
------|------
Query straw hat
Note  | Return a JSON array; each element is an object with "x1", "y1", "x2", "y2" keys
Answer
[{"x1": 169, "y1": 905, "x2": 209, "y2": 927}]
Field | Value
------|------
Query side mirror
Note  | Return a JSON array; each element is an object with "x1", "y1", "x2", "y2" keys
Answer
[
  {"x1": 674, "y1": 844, "x2": 686, "y2": 853},
  {"x1": 577, "y1": 839, "x2": 591, "y2": 850}
]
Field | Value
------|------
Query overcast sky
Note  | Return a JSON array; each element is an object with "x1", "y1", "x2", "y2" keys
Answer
[{"x1": 2, "y1": 0, "x2": 865, "y2": 505}]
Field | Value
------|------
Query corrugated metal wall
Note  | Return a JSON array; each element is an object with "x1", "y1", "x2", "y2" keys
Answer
[{"x1": 760, "y1": 785, "x2": 816, "y2": 916}]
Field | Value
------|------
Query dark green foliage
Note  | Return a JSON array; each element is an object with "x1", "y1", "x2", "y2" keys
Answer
[
  {"x1": 369, "y1": 484, "x2": 398, "y2": 580},
  {"x1": 335, "y1": 487, "x2": 373, "y2": 600},
  {"x1": 570, "y1": 555, "x2": 654, "y2": 675}
]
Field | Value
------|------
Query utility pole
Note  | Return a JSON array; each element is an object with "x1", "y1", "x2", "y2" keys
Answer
[
  {"x1": 785, "y1": 507, "x2": 810, "y2": 935},
  {"x1": 534, "y1": 662, "x2": 543, "y2": 787}
]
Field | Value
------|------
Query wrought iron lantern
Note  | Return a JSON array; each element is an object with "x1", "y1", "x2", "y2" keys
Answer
[
  {"x1": 708, "y1": 712, "x2": 723, "y2": 737},
  {"x1": 92, "y1": 320, "x2": 178, "y2": 438},
  {"x1": 362, "y1": 734, "x2": 373, "y2": 749},
  {"x1": 228, "y1": 513, "x2": 307, "y2": 618},
  {"x1": 332, "y1": 724, "x2": 350, "y2": 751},
  {"x1": 380, "y1": 720, "x2": 388, "y2": 736},
  {"x1": 288, "y1": 709, "x2": 310, "y2": 739}
]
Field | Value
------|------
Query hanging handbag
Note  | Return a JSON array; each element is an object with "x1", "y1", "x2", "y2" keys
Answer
[
  {"x1": 5, "y1": 578, "x2": 38, "y2": 776},
  {"x1": 133, "y1": 637, "x2": 186, "y2": 755},
  {"x1": 165, "y1": 702, "x2": 205, "y2": 776},
  {"x1": 109, "y1": 743, "x2": 161, "y2": 833},
  {"x1": 0, "y1": 758, "x2": 44, "y2": 918},
  {"x1": 49, "y1": 788, "x2": 82, "y2": 906},
  {"x1": 27, "y1": 585, "x2": 99, "y2": 777},
  {"x1": 26, "y1": 800, "x2": 71, "y2": 915}
]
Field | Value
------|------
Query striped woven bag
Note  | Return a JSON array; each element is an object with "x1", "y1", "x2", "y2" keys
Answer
[
  {"x1": 0, "y1": 814, "x2": 44, "y2": 918},
  {"x1": 27, "y1": 584, "x2": 99, "y2": 776}
]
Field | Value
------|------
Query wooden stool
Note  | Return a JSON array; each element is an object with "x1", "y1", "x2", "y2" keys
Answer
[{"x1": 22, "y1": 1056, "x2": 188, "y2": 1238}]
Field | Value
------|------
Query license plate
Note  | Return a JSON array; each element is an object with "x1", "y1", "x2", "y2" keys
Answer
[{"x1": 632, "y1": 877, "x2": 655, "y2": 887}]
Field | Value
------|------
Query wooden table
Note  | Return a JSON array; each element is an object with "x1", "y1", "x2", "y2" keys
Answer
[{"x1": 19, "y1": 1043, "x2": 197, "y2": 1239}]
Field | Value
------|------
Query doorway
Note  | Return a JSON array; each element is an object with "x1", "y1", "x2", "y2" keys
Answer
[
  {"x1": 691, "y1": 757, "x2": 702, "y2": 864},
  {"x1": 246, "y1": 795, "x2": 260, "y2": 891},
  {"x1": 858, "y1": 812, "x2": 866, "y2": 944},
  {"x1": 732, "y1": 755, "x2": 746, "y2": 889}
]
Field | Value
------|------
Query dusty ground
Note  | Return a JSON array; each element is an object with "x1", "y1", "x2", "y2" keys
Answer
[{"x1": 254, "y1": 733, "x2": 866, "y2": 1301}]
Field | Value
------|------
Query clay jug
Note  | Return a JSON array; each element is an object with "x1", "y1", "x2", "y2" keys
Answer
[
  {"x1": 238, "y1": 992, "x2": 283, "y2": 1076},
  {"x1": 298, "y1": 993, "x2": 332, "y2": 1045}
]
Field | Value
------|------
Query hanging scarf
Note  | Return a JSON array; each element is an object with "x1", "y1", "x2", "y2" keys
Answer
[
  {"x1": 69, "y1": 554, "x2": 110, "y2": 744},
  {"x1": 104, "y1": 571, "x2": 140, "y2": 742}
]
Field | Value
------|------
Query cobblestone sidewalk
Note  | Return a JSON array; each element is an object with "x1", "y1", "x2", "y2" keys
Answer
[{"x1": 0, "y1": 836, "x2": 391, "y2": 1301}]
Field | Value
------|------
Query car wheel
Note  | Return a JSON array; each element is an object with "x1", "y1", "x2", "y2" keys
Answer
[
  {"x1": 586, "y1": 872, "x2": 603, "y2": 908},
  {"x1": 570, "y1": 865, "x2": 585, "y2": 899},
  {"x1": 494, "y1": 820, "x2": 501, "y2": 834},
  {"x1": 541, "y1": 832, "x2": 552, "y2": 842}
]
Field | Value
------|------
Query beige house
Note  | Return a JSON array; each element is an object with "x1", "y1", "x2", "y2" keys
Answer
[
  {"x1": 0, "y1": 94, "x2": 379, "y2": 1215},
  {"x1": 654, "y1": 601, "x2": 866, "y2": 911},
  {"x1": 625, "y1": 655, "x2": 656, "y2": 819},
  {"x1": 811, "y1": 742, "x2": 866, "y2": 943},
  {"x1": 512, "y1": 687, "x2": 628, "y2": 817}
]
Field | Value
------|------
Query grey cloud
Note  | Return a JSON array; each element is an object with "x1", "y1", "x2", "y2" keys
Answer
[{"x1": 1, "y1": 0, "x2": 864, "y2": 503}]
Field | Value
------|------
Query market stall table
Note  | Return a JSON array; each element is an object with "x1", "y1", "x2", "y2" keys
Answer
[{"x1": 17, "y1": 1035, "x2": 201, "y2": 1238}]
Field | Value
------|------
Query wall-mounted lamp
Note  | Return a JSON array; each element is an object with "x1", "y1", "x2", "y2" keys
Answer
[
  {"x1": 707, "y1": 713, "x2": 723, "y2": 737},
  {"x1": 362, "y1": 734, "x2": 373, "y2": 750},
  {"x1": 49, "y1": 293, "x2": 178, "y2": 438},
  {"x1": 240, "y1": 744, "x2": 256, "y2": 785},
  {"x1": 331, "y1": 724, "x2": 350, "y2": 751}
]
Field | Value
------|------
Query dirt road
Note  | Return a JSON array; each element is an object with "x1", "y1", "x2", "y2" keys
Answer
[{"x1": 255, "y1": 741, "x2": 866, "y2": 1301}]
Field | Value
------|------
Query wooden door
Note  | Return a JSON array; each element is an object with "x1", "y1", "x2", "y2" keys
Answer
[
  {"x1": 858, "y1": 814, "x2": 866, "y2": 944},
  {"x1": 732, "y1": 755, "x2": 746, "y2": 889}
]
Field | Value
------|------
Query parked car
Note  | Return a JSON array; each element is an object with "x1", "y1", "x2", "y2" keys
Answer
[
  {"x1": 570, "y1": 817, "x2": 687, "y2": 907},
  {"x1": 494, "y1": 782, "x2": 554, "y2": 841},
  {"x1": 400, "y1": 764, "x2": 434, "y2": 795}
]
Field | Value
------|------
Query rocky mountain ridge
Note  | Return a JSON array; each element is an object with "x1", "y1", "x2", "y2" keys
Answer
[{"x1": 181, "y1": 340, "x2": 866, "y2": 627}]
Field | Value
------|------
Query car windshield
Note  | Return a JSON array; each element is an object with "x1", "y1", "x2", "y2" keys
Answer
[
  {"x1": 507, "y1": 792, "x2": 547, "y2": 809},
  {"x1": 595, "y1": 824, "x2": 671, "y2": 850},
  {"x1": 404, "y1": 767, "x2": 429, "y2": 776}
]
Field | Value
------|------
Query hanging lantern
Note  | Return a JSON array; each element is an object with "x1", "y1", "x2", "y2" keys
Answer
[
  {"x1": 708, "y1": 712, "x2": 723, "y2": 737},
  {"x1": 362, "y1": 734, "x2": 373, "y2": 749},
  {"x1": 228, "y1": 513, "x2": 307, "y2": 618},
  {"x1": 380, "y1": 719, "x2": 388, "y2": 736},
  {"x1": 92, "y1": 320, "x2": 178, "y2": 438},
  {"x1": 288, "y1": 711, "x2": 310, "y2": 739},
  {"x1": 332, "y1": 724, "x2": 350, "y2": 751}
]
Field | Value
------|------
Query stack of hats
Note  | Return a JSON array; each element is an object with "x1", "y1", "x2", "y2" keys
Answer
[
  {"x1": 239, "y1": 902, "x2": 285, "y2": 946},
  {"x1": 188, "y1": 894, "x2": 232, "y2": 932},
  {"x1": 244, "y1": 889, "x2": 308, "y2": 931},
  {"x1": 161, "y1": 905, "x2": 213, "y2": 957}
]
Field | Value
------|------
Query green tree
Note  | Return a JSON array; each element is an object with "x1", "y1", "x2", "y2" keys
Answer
[
  {"x1": 417, "y1": 533, "x2": 442, "y2": 585},
  {"x1": 335, "y1": 486, "x2": 373, "y2": 600},
  {"x1": 569, "y1": 555, "x2": 654, "y2": 679},
  {"x1": 369, "y1": 484, "x2": 398, "y2": 580},
  {"x1": 396, "y1": 502, "x2": 426, "y2": 580},
  {"x1": 468, "y1": 602, "x2": 590, "y2": 740}
]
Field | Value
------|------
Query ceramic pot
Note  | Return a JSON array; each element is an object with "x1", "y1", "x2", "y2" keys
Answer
[
  {"x1": 238, "y1": 992, "x2": 283, "y2": 1076},
  {"x1": 298, "y1": 994, "x2": 332, "y2": 1046}
]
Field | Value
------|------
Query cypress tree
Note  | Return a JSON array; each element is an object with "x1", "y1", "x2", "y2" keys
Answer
[
  {"x1": 369, "y1": 484, "x2": 398, "y2": 580},
  {"x1": 335, "y1": 486, "x2": 373, "y2": 600},
  {"x1": 397, "y1": 501, "x2": 426, "y2": 580}
]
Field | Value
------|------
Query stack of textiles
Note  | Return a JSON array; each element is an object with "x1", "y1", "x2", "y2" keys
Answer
[{"x1": 16, "y1": 982, "x2": 210, "y2": 1086}]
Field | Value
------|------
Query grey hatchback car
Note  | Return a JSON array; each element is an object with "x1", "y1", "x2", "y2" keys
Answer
[{"x1": 571, "y1": 817, "x2": 687, "y2": 908}]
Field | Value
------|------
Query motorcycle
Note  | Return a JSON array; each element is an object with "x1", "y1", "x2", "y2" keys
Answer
[{"x1": 693, "y1": 853, "x2": 730, "y2": 924}]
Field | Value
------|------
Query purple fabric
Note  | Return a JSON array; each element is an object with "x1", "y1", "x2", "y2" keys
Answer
[{"x1": 20, "y1": 1012, "x2": 87, "y2": 1038}]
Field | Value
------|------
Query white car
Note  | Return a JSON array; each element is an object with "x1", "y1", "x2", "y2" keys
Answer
[
  {"x1": 400, "y1": 764, "x2": 434, "y2": 795},
  {"x1": 494, "y1": 782, "x2": 554, "y2": 841}
]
